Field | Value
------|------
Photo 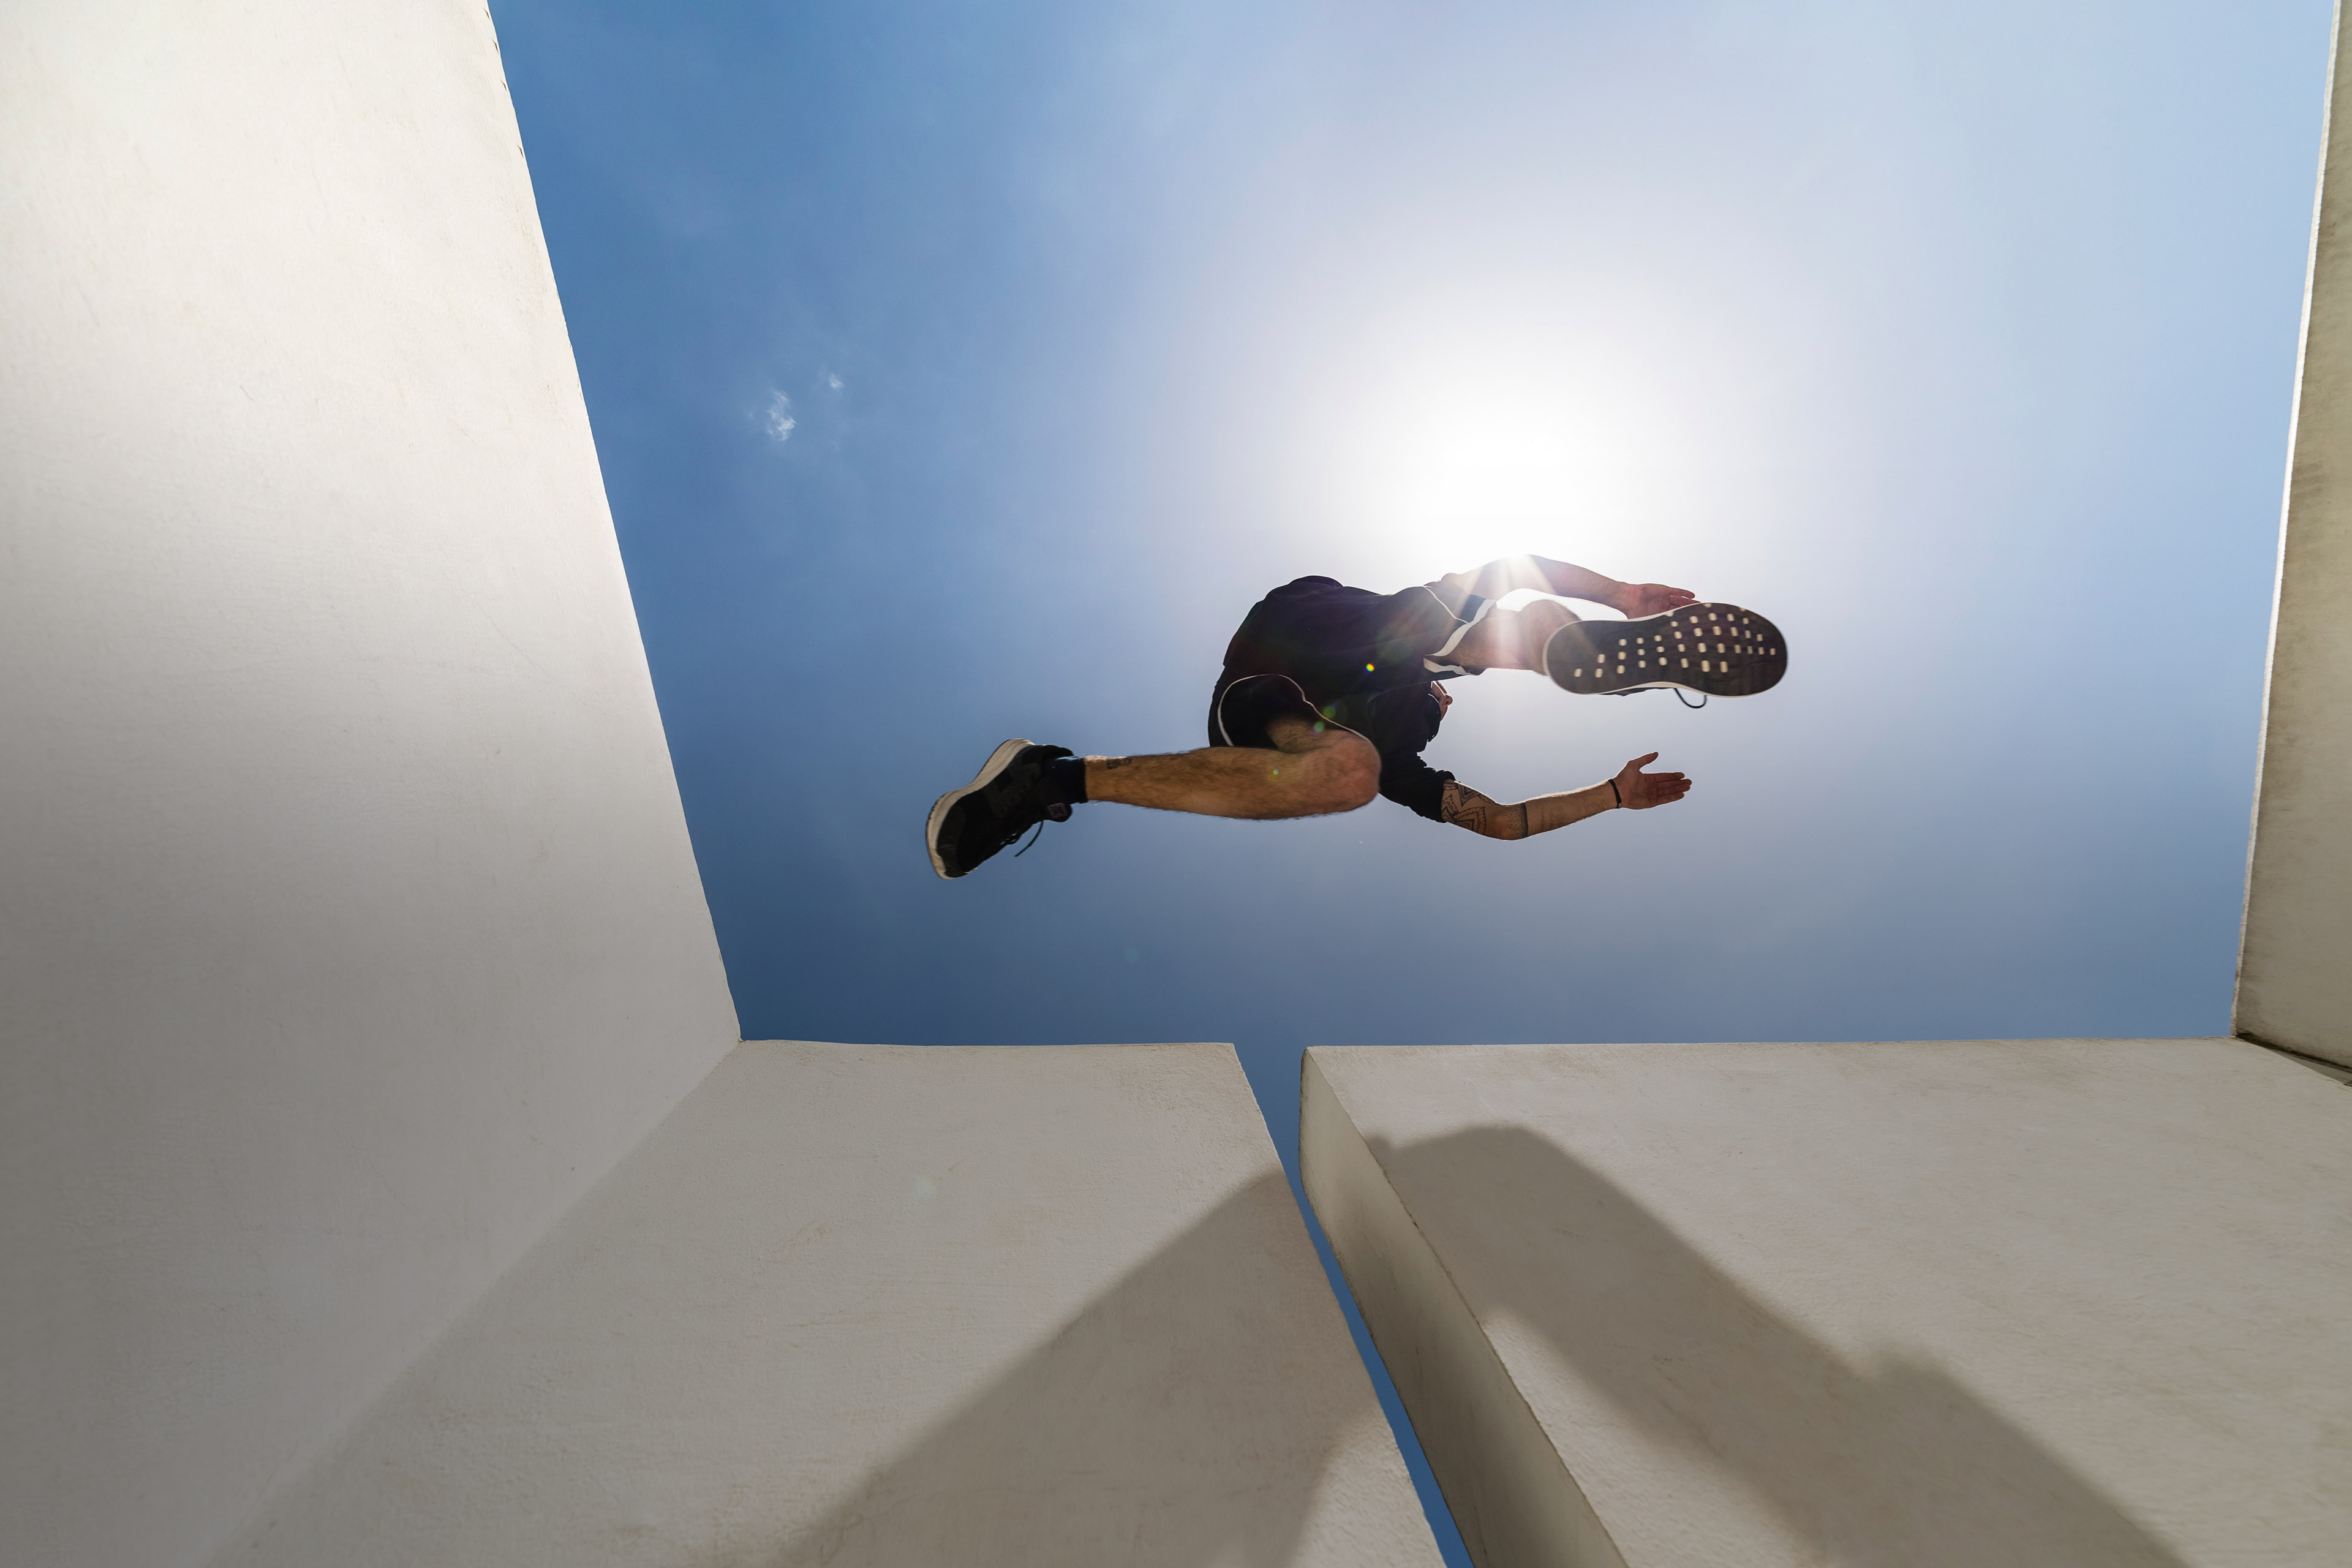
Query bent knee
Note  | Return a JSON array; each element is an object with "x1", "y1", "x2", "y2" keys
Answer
[
  {"x1": 1310, "y1": 733, "x2": 1381, "y2": 813},
  {"x1": 1524, "y1": 598, "x2": 1578, "y2": 638}
]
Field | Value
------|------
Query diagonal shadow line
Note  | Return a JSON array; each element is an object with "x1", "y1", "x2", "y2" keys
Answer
[
  {"x1": 1378, "y1": 1126, "x2": 2193, "y2": 1568},
  {"x1": 761, "y1": 1123, "x2": 2188, "y2": 1567},
  {"x1": 752, "y1": 1170, "x2": 1396, "y2": 1568}
]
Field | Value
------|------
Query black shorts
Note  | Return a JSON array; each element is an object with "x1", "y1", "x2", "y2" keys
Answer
[{"x1": 1209, "y1": 671, "x2": 1446, "y2": 757}]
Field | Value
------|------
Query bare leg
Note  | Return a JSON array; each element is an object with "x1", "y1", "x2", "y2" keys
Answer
[
  {"x1": 1447, "y1": 600, "x2": 1580, "y2": 671},
  {"x1": 1085, "y1": 715, "x2": 1379, "y2": 819}
]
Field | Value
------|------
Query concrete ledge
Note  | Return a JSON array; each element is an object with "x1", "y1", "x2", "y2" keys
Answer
[
  {"x1": 1303, "y1": 1039, "x2": 2352, "y2": 1568},
  {"x1": 2237, "y1": 0, "x2": 2352, "y2": 1066},
  {"x1": 224, "y1": 1042, "x2": 1439, "y2": 1567},
  {"x1": 1302, "y1": 1050, "x2": 1625, "y2": 1568}
]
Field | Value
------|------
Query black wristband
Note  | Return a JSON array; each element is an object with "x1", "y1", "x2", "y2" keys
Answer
[{"x1": 1608, "y1": 777, "x2": 1623, "y2": 808}]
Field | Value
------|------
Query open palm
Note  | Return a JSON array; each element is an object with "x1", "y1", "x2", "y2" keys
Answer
[{"x1": 1615, "y1": 752, "x2": 1691, "y2": 809}]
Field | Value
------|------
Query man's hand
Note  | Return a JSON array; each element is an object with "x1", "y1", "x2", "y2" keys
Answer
[
  {"x1": 1611, "y1": 582, "x2": 1697, "y2": 618},
  {"x1": 1615, "y1": 752, "x2": 1691, "y2": 810}
]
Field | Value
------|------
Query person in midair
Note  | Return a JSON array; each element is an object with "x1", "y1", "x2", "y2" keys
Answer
[{"x1": 925, "y1": 554, "x2": 1785, "y2": 879}]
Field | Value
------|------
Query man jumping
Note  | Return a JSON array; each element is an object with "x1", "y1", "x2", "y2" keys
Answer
[{"x1": 926, "y1": 554, "x2": 1785, "y2": 879}]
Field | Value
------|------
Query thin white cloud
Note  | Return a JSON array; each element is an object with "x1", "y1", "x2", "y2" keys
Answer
[
  {"x1": 764, "y1": 390, "x2": 796, "y2": 442},
  {"x1": 824, "y1": 370, "x2": 844, "y2": 390}
]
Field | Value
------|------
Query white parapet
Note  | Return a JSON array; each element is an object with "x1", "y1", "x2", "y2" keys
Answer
[
  {"x1": 1302, "y1": 1040, "x2": 2352, "y2": 1568},
  {"x1": 2239, "y1": 0, "x2": 2352, "y2": 1066},
  {"x1": 0, "y1": 4, "x2": 739, "y2": 1564},
  {"x1": 224, "y1": 1041, "x2": 1439, "y2": 1567}
]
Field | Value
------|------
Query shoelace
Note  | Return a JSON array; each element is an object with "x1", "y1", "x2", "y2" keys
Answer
[
  {"x1": 1009, "y1": 800, "x2": 1071, "y2": 858},
  {"x1": 1608, "y1": 687, "x2": 1708, "y2": 708}
]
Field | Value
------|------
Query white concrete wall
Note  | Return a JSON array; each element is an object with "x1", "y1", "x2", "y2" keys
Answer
[
  {"x1": 222, "y1": 1041, "x2": 1439, "y2": 1568},
  {"x1": 0, "y1": 5, "x2": 741, "y2": 1564},
  {"x1": 1301, "y1": 1053, "x2": 1624, "y2": 1568},
  {"x1": 2239, "y1": 0, "x2": 2352, "y2": 1068},
  {"x1": 1304, "y1": 1041, "x2": 2352, "y2": 1568}
]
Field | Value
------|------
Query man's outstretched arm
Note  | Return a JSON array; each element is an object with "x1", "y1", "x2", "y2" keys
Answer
[
  {"x1": 1439, "y1": 752, "x2": 1691, "y2": 840},
  {"x1": 1431, "y1": 556, "x2": 1694, "y2": 619}
]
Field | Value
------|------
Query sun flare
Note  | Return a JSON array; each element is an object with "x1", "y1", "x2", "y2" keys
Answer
[{"x1": 1284, "y1": 279, "x2": 1770, "y2": 585}]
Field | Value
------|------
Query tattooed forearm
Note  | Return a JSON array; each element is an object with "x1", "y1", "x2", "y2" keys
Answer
[
  {"x1": 1441, "y1": 780, "x2": 1526, "y2": 840},
  {"x1": 1442, "y1": 778, "x2": 1617, "y2": 840}
]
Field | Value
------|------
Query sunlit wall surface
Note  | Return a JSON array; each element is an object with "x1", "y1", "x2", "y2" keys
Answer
[{"x1": 497, "y1": 0, "x2": 2326, "y2": 1050}]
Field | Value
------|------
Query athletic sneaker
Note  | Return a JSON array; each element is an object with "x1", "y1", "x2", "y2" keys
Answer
[
  {"x1": 1544, "y1": 603, "x2": 1787, "y2": 698},
  {"x1": 927, "y1": 739, "x2": 1076, "y2": 880}
]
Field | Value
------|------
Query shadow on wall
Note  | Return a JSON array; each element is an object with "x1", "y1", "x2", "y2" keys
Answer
[
  {"x1": 769, "y1": 1132, "x2": 2187, "y2": 1568},
  {"x1": 755, "y1": 1171, "x2": 1393, "y2": 1568},
  {"x1": 1375, "y1": 1126, "x2": 2192, "y2": 1568}
]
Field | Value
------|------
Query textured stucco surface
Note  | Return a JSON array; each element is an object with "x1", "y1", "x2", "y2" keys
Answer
[
  {"x1": 224, "y1": 1041, "x2": 1439, "y2": 1568},
  {"x1": 2239, "y1": 0, "x2": 2352, "y2": 1067},
  {"x1": 1305, "y1": 1040, "x2": 2352, "y2": 1568},
  {"x1": 0, "y1": 4, "x2": 739, "y2": 1564}
]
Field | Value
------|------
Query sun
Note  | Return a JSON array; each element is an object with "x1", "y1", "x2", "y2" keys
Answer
[{"x1": 1281, "y1": 276, "x2": 1756, "y2": 586}]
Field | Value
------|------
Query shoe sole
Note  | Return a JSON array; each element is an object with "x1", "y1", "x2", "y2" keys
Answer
[
  {"x1": 926, "y1": 737, "x2": 1033, "y2": 880},
  {"x1": 1544, "y1": 603, "x2": 1787, "y2": 697}
]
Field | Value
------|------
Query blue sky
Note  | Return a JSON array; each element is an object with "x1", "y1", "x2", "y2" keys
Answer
[{"x1": 496, "y1": 1, "x2": 2330, "y2": 1555}]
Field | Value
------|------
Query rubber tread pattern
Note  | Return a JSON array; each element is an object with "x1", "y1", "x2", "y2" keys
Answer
[{"x1": 1545, "y1": 603, "x2": 1787, "y2": 698}]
